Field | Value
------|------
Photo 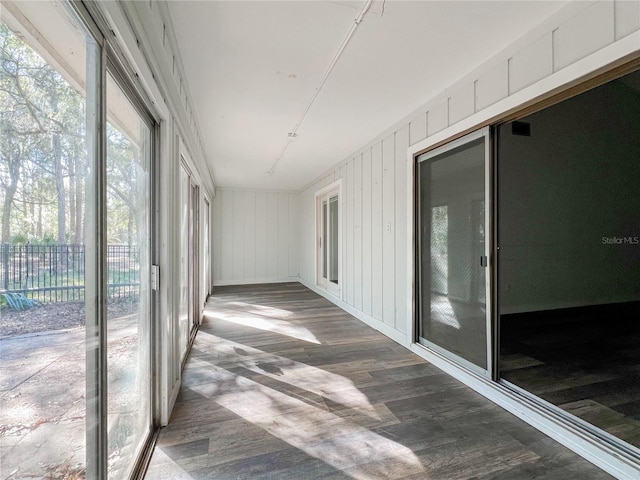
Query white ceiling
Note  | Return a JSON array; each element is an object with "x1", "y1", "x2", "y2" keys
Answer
[{"x1": 167, "y1": 0, "x2": 568, "y2": 191}]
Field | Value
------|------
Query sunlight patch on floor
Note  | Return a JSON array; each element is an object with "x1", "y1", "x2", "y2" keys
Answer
[
  {"x1": 189, "y1": 361, "x2": 425, "y2": 479},
  {"x1": 196, "y1": 331, "x2": 379, "y2": 419},
  {"x1": 205, "y1": 310, "x2": 321, "y2": 344}
]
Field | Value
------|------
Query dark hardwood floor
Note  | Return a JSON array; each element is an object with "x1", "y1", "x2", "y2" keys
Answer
[
  {"x1": 501, "y1": 303, "x2": 640, "y2": 448},
  {"x1": 145, "y1": 283, "x2": 612, "y2": 479}
]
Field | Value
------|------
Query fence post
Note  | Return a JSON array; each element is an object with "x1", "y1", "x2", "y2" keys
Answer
[
  {"x1": 2, "y1": 244, "x2": 8, "y2": 291},
  {"x1": 24, "y1": 243, "x2": 30, "y2": 294}
]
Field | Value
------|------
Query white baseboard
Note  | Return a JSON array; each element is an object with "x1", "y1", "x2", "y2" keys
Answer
[{"x1": 213, "y1": 277, "x2": 298, "y2": 287}]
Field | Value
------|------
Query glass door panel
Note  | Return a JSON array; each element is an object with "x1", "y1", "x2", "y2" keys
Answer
[
  {"x1": 0, "y1": 6, "x2": 96, "y2": 477},
  {"x1": 317, "y1": 185, "x2": 340, "y2": 295},
  {"x1": 322, "y1": 200, "x2": 328, "y2": 280},
  {"x1": 190, "y1": 183, "x2": 199, "y2": 338},
  {"x1": 178, "y1": 164, "x2": 189, "y2": 361},
  {"x1": 329, "y1": 195, "x2": 339, "y2": 285},
  {"x1": 106, "y1": 72, "x2": 152, "y2": 478},
  {"x1": 417, "y1": 131, "x2": 490, "y2": 374}
]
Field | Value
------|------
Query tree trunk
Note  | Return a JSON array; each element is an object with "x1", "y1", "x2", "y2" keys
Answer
[
  {"x1": 75, "y1": 158, "x2": 83, "y2": 244},
  {"x1": 53, "y1": 133, "x2": 66, "y2": 244},
  {"x1": 50, "y1": 87, "x2": 66, "y2": 245},
  {"x1": 69, "y1": 159, "x2": 76, "y2": 242},
  {"x1": 1, "y1": 147, "x2": 20, "y2": 244},
  {"x1": 1, "y1": 184, "x2": 17, "y2": 244}
]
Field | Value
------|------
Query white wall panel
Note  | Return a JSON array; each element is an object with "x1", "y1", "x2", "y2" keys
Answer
[
  {"x1": 616, "y1": 0, "x2": 640, "y2": 40},
  {"x1": 427, "y1": 100, "x2": 448, "y2": 136},
  {"x1": 220, "y1": 190, "x2": 233, "y2": 282},
  {"x1": 212, "y1": 189, "x2": 223, "y2": 283},
  {"x1": 362, "y1": 148, "x2": 373, "y2": 315},
  {"x1": 509, "y1": 34, "x2": 553, "y2": 94},
  {"x1": 243, "y1": 190, "x2": 256, "y2": 280},
  {"x1": 476, "y1": 61, "x2": 508, "y2": 111},
  {"x1": 232, "y1": 190, "x2": 244, "y2": 280},
  {"x1": 277, "y1": 193, "x2": 290, "y2": 279},
  {"x1": 267, "y1": 192, "x2": 279, "y2": 278},
  {"x1": 288, "y1": 193, "x2": 299, "y2": 278},
  {"x1": 449, "y1": 82, "x2": 475, "y2": 125},
  {"x1": 371, "y1": 143, "x2": 383, "y2": 321},
  {"x1": 254, "y1": 191, "x2": 268, "y2": 280},
  {"x1": 394, "y1": 126, "x2": 410, "y2": 333},
  {"x1": 213, "y1": 189, "x2": 298, "y2": 285},
  {"x1": 554, "y1": 0, "x2": 615, "y2": 71},
  {"x1": 345, "y1": 160, "x2": 354, "y2": 306},
  {"x1": 382, "y1": 134, "x2": 395, "y2": 327},
  {"x1": 409, "y1": 112, "x2": 427, "y2": 146},
  {"x1": 353, "y1": 156, "x2": 363, "y2": 311}
]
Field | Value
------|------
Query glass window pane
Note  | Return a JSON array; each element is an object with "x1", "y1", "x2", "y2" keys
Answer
[
  {"x1": 419, "y1": 137, "x2": 487, "y2": 370},
  {"x1": 322, "y1": 201, "x2": 328, "y2": 279},
  {"x1": 106, "y1": 73, "x2": 152, "y2": 478},
  {"x1": 329, "y1": 195, "x2": 339, "y2": 284},
  {"x1": 0, "y1": 5, "x2": 95, "y2": 477}
]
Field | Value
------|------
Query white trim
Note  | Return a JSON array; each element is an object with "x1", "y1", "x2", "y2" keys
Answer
[
  {"x1": 315, "y1": 179, "x2": 342, "y2": 296},
  {"x1": 214, "y1": 277, "x2": 299, "y2": 287},
  {"x1": 408, "y1": 31, "x2": 640, "y2": 159},
  {"x1": 409, "y1": 343, "x2": 640, "y2": 480}
]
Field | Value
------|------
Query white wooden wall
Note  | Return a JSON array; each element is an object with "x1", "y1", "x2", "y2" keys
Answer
[
  {"x1": 299, "y1": 0, "x2": 640, "y2": 342},
  {"x1": 213, "y1": 189, "x2": 299, "y2": 285}
]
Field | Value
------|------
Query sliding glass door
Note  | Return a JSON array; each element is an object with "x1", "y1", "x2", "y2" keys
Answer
[
  {"x1": 178, "y1": 163, "x2": 200, "y2": 363},
  {"x1": 417, "y1": 129, "x2": 491, "y2": 375},
  {"x1": 0, "y1": 3, "x2": 158, "y2": 477},
  {"x1": 106, "y1": 72, "x2": 153, "y2": 478}
]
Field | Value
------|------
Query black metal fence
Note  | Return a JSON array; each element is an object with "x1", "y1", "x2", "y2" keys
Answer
[{"x1": 0, "y1": 244, "x2": 140, "y2": 303}]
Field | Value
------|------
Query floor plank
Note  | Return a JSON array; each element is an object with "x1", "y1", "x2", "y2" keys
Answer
[{"x1": 145, "y1": 283, "x2": 612, "y2": 479}]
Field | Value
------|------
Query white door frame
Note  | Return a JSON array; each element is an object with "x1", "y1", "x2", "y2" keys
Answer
[{"x1": 315, "y1": 179, "x2": 342, "y2": 297}]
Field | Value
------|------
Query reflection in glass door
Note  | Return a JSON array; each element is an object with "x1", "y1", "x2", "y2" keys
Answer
[
  {"x1": 190, "y1": 183, "x2": 200, "y2": 338},
  {"x1": 106, "y1": 72, "x2": 153, "y2": 478},
  {"x1": 178, "y1": 164, "x2": 200, "y2": 363},
  {"x1": 417, "y1": 130, "x2": 491, "y2": 374},
  {"x1": 178, "y1": 164, "x2": 189, "y2": 361}
]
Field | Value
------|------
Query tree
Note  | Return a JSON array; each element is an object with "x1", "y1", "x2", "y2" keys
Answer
[{"x1": 0, "y1": 22, "x2": 86, "y2": 244}]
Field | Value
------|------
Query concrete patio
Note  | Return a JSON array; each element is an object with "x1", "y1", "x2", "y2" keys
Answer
[{"x1": 0, "y1": 314, "x2": 142, "y2": 479}]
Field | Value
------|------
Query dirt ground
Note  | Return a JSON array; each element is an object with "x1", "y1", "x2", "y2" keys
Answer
[{"x1": 0, "y1": 297, "x2": 137, "y2": 336}]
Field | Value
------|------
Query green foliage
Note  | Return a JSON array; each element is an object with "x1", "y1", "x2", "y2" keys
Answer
[{"x1": 10, "y1": 233, "x2": 28, "y2": 244}]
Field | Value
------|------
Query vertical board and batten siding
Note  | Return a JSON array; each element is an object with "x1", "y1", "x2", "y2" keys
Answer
[
  {"x1": 213, "y1": 189, "x2": 299, "y2": 285},
  {"x1": 371, "y1": 143, "x2": 383, "y2": 322},
  {"x1": 382, "y1": 134, "x2": 395, "y2": 328},
  {"x1": 345, "y1": 160, "x2": 354, "y2": 306},
  {"x1": 353, "y1": 156, "x2": 363, "y2": 311},
  {"x1": 299, "y1": 131, "x2": 411, "y2": 344},
  {"x1": 299, "y1": 0, "x2": 639, "y2": 344},
  {"x1": 361, "y1": 148, "x2": 373, "y2": 316}
]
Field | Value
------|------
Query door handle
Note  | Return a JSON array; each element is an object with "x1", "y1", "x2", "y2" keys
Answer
[{"x1": 480, "y1": 255, "x2": 488, "y2": 267}]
